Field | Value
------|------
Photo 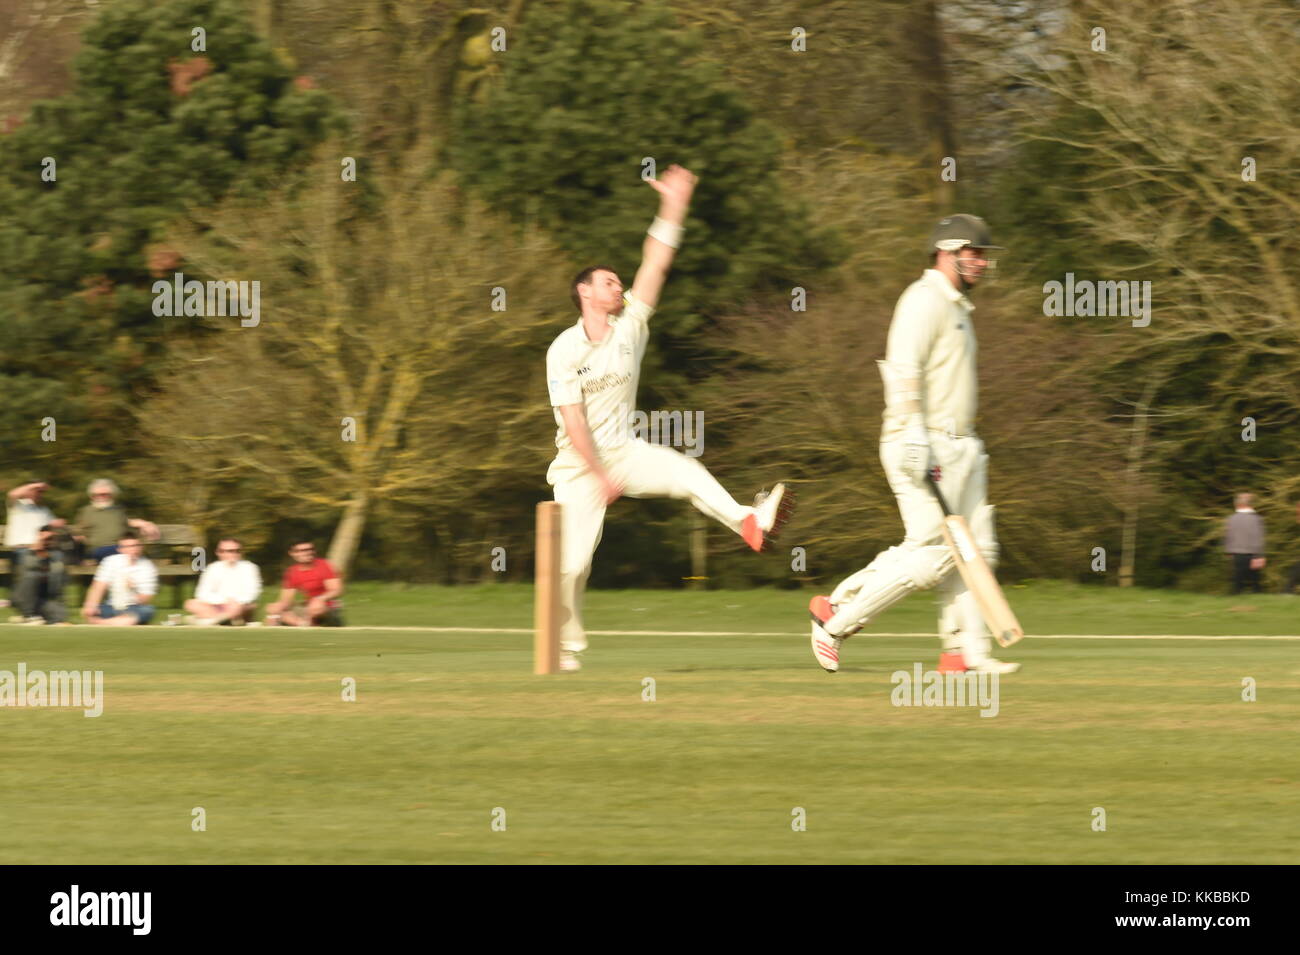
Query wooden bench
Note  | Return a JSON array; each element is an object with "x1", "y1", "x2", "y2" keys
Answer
[{"x1": 1, "y1": 523, "x2": 202, "y2": 608}]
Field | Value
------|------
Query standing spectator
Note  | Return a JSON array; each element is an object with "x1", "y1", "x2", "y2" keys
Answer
[
  {"x1": 184, "y1": 537, "x2": 262, "y2": 625},
  {"x1": 72, "y1": 479, "x2": 160, "y2": 563},
  {"x1": 82, "y1": 533, "x2": 158, "y2": 625},
  {"x1": 264, "y1": 540, "x2": 344, "y2": 626},
  {"x1": 5, "y1": 480, "x2": 56, "y2": 571},
  {"x1": 1224, "y1": 493, "x2": 1266, "y2": 595},
  {"x1": 13, "y1": 525, "x2": 67, "y2": 624},
  {"x1": 1284, "y1": 502, "x2": 1300, "y2": 596}
]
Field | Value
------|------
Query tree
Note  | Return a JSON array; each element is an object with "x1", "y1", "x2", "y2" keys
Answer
[
  {"x1": 136, "y1": 146, "x2": 573, "y2": 577},
  {"x1": 1000, "y1": 0, "x2": 1300, "y2": 585},
  {"x1": 450, "y1": 0, "x2": 840, "y2": 361},
  {"x1": 0, "y1": 0, "x2": 342, "y2": 489}
]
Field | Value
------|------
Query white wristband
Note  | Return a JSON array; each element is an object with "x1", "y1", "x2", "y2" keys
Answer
[{"x1": 648, "y1": 216, "x2": 683, "y2": 249}]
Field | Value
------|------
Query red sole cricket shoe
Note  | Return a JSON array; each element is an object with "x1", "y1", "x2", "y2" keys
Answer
[
  {"x1": 937, "y1": 651, "x2": 968, "y2": 673},
  {"x1": 809, "y1": 594, "x2": 843, "y2": 672},
  {"x1": 743, "y1": 483, "x2": 795, "y2": 552},
  {"x1": 937, "y1": 652, "x2": 1020, "y2": 674}
]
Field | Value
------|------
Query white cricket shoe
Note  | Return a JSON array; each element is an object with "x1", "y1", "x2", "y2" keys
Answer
[
  {"x1": 808, "y1": 595, "x2": 844, "y2": 672},
  {"x1": 968, "y1": 658, "x2": 1021, "y2": 675},
  {"x1": 559, "y1": 650, "x2": 582, "y2": 672},
  {"x1": 742, "y1": 483, "x2": 795, "y2": 552}
]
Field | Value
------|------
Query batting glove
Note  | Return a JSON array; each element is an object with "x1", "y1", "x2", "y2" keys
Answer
[{"x1": 902, "y1": 425, "x2": 932, "y2": 484}]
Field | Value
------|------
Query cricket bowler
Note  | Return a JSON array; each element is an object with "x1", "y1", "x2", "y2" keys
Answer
[
  {"x1": 545, "y1": 165, "x2": 793, "y2": 671},
  {"x1": 808, "y1": 214, "x2": 1020, "y2": 675}
]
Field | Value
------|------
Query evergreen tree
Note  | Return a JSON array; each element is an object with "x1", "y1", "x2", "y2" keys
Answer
[
  {"x1": 450, "y1": 0, "x2": 841, "y2": 377},
  {"x1": 0, "y1": 0, "x2": 343, "y2": 488}
]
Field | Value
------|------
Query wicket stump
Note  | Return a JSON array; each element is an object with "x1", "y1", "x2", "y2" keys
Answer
[{"x1": 534, "y1": 501, "x2": 561, "y2": 674}]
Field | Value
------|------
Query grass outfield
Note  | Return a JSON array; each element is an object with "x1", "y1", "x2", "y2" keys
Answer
[
  {"x1": 287, "y1": 578, "x2": 1300, "y2": 635},
  {"x1": 2, "y1": 582, "x2": 1297, "y2": 864}
]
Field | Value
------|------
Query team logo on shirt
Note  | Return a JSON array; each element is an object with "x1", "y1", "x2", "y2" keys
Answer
[{"x1": 581, "y1": 371, "x2": 632, "y2": 396}]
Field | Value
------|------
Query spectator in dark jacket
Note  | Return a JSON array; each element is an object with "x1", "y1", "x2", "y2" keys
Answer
[
  {"x1": 1224, "y1": 493, "x2": 1266, "y2": 594},
  {"x1": 14, "y1": 525, "x2": 67, "y2": 624}
]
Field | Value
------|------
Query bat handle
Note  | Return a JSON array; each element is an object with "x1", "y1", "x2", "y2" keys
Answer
[{"x1": 924, "y1": 469, "x2": 953, "y2": 517}]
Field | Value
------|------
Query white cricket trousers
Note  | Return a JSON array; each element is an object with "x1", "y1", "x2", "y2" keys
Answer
[
  {"x1": 546, "y1": 438, "x2": 752, "y2": 653},
  {"x1": 826, "y1": 431, "x2": 1000, "y2": 661}
]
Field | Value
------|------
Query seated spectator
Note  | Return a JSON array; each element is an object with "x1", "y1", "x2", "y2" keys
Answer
[
  {"x1": 82, "y1": 533, "x2": 158, "y2": 626},
  {"x1": 184, "y1": 537, "x2": 261, "y2": 626},
  {"x1": 73, "y1": 478, "x2": 160, "y2": 563},
  {"x1": 13, "y1": 525, "x2": 68, "y2": 625},
  {"x1": 265, "y1": 540, "x2": 344, "y2": 627},
  {"x1": 46, "y1": 522, "x2": 81, "y2": 565}
]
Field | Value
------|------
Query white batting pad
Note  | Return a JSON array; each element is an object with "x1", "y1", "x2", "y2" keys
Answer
[{"x1": 825, "y1": 543, "x2": 954, "y2": 637}]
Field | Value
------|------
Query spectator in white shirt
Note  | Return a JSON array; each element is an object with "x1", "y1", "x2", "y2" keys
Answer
[
  {"x1": 5, "y1": 480, "x2": 62, "y2": 606},
  {"x1": 5, "y1": 481, "x2": 56, "y2": 548},
  {"x1": 82, "y1": 533, "x2": 158, "y2": 625},
  {"x1": 184, "y1": 537, "x2": 262, "y2": 626}
]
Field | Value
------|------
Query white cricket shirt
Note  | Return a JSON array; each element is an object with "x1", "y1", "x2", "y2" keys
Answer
[
  {"x1": 94, "y1": 553, "x2": 159, "y2": 611},
  {"x1": 546, "y1": 292, "x2": 653, "y2": 453},
  {"x1": 195, "y1": 559, "x2": 263, "y2": 605},
  {"x1": 881, "y1": 269, "x2": 979, "y2": 439}
]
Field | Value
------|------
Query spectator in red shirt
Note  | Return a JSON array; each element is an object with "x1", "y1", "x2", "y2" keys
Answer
[{"x1": 264, "y1": 540, "x2": 344, "y2": 626}]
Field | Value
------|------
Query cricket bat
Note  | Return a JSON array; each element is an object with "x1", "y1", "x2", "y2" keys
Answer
[{"x1": 924, "y1": 471, "x2": 1025, "y2": 648}]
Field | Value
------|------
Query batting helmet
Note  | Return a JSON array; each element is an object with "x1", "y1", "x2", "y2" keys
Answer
[{"x1": 929, "y1": 214, "x2": 1004, "y2": 253}]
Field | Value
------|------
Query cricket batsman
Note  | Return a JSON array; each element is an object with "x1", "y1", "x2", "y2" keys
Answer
[
  {"x1": 545, "y1": 165, "x2": 793, "y2": 671},
  {"x1": 808, "y1": 214, "x2": 1020, "y2": 675}
]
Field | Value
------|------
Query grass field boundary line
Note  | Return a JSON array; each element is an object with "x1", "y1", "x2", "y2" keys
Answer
[
  {"x1": 595, "y1": 631, "x2": 1300, "y2": 640},
  {"x1": 8, "y1": 625, "x2": 1299, "y2": 639}
]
